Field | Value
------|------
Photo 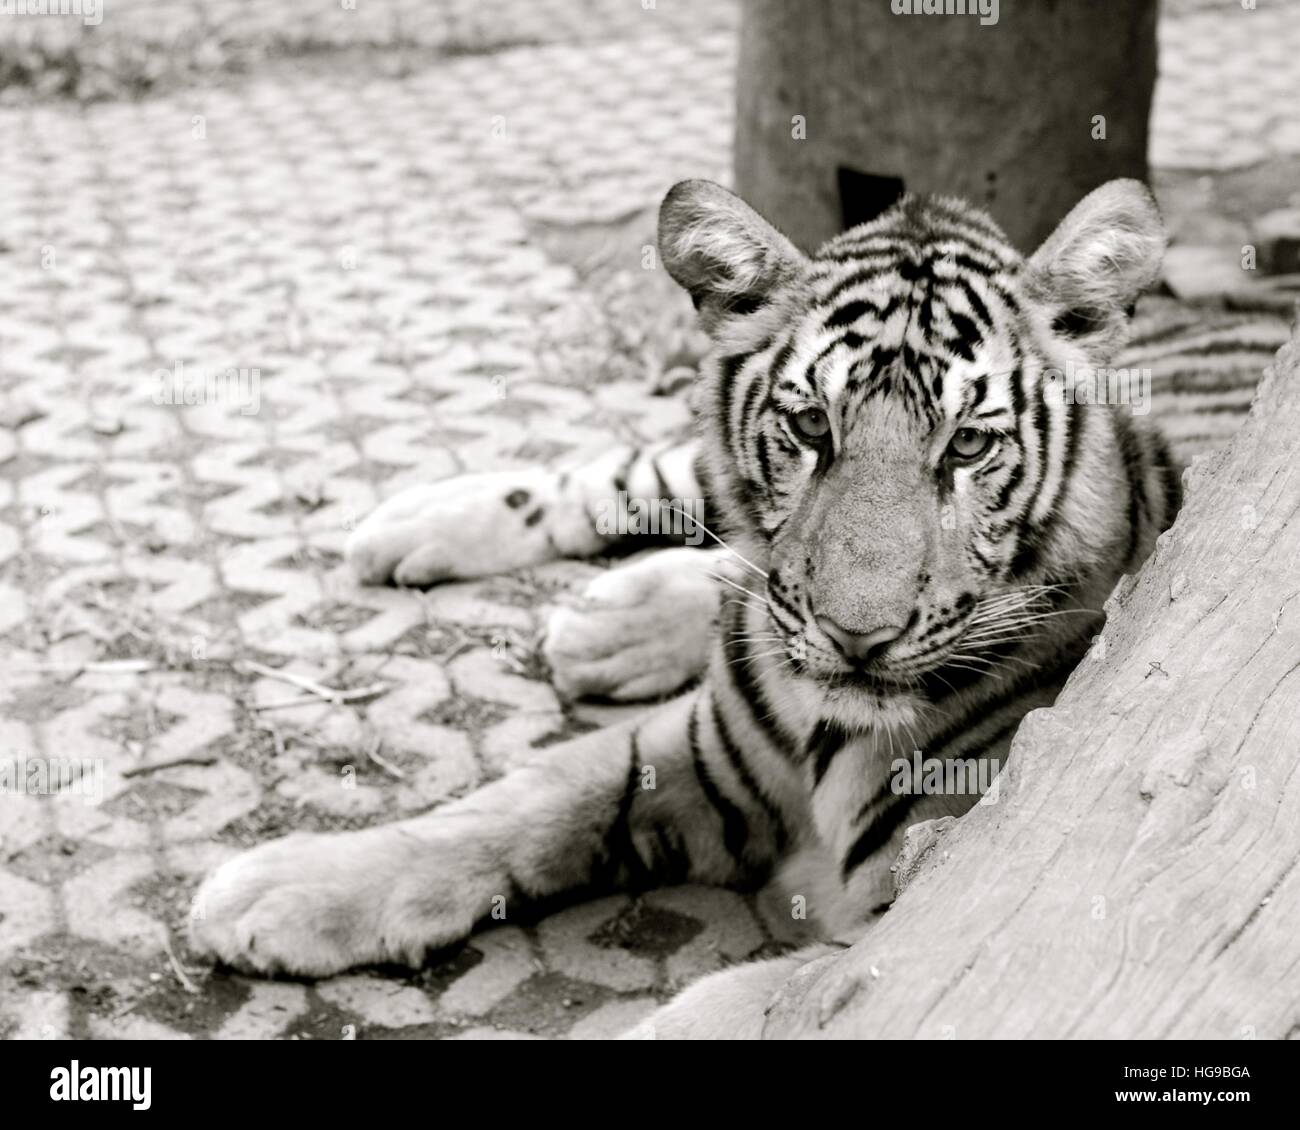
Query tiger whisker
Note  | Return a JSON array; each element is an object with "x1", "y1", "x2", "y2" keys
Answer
[
  {"x1": 730, "y1": 649, "x2": 789, "y2": 666},
  {"x1": 662, "y1": 506, "x2": 769, "y2": 581},
  {"x1": 961, "y1": 621, "x2": 1091, "y2": 645},
  {"x1": 898, "y1": 712, "x2": 924, "y2": 757},
  {"x1": 940, "y1": 660, "x2": 1011, "y2": 680},
  {"x1": 721, "y1": 598, "x2": 768, "y2": 615},
  {"x1": 706, "y1": 571, "x2": 768, "y2": 605},
  {"x1": 951, "y1": 652, "x2": 1037, "y2": 674},
  {"x1": 967, "y1": 607, "x2": 1099, "y2": 626},
  {"x1": 959, "y1": 630, "x2": 1038, "y2": 645},
  {"x1": 724, "y1": 634, "x2": 783, "y2": 644}
]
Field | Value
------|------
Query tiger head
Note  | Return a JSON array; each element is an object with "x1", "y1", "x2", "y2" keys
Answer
[{"x1": 659, "y1": 179, "x2": 1171, "y2": 718}]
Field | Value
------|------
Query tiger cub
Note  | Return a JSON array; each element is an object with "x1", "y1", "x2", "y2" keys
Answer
[{"x1": 195, "y1": 177, "x2": 1195, "y2": 1036}]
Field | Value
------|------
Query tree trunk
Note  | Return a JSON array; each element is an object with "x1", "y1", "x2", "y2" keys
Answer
[
  {"x1": 734, "y1": 0, "x2": 1157, "y2": 253},
  {"x1": 763, "y1": 329, "x2": 1300, "y2": 1039}
]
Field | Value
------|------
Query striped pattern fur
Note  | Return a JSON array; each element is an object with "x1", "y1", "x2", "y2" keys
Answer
[{"x1": 194, "y1": 180, "x2": 1295, "y2": 1035}]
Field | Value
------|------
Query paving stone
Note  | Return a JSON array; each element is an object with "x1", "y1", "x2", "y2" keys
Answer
[
  {"x1": 315, "y1": 975, "x2": 440, "y2": 1029},
  {"x1": 644, "y1": 886, "x2": 766, "y2": 989},
  {"x1": 436, "y1": 927, "x2": 537, "y2": 1016},
  {"x1": 272, "y1": 764, "x2": 395, "y2": 819},
  {"x1": 87, "y1": 1014, "x2": 193, "y2": 1040},
  {"x1": 61, "y1": 854, "x2": 170, "y2": 957},
  {"x1": 0, "y1": 789, "x2": 51, "y2": 859},
  {"x1": 213, "y1": 982, "x2": 310, "y2": 1039},
  {"x1": 2, "y1": 989, "x2": 70, "y2": 1041},
  {"x1": 447, "y1": 1026, "x2": 546, "y2": 1040},
  {"x1": 159, "y1": 761, "x2": 260, "y2": 843},
  {"x1": 536, "y1": 896, "x2": 658, "y2": 992},
  {"x1": 0, "y1": 867, "x2": 58, "y2": 961}
]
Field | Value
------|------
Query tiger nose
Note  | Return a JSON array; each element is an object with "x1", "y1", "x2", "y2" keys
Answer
[{"x1": 815, "y1": 616, "x2": 906, "y2": 661}]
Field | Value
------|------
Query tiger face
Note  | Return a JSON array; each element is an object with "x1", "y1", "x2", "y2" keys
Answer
[{"x1": 660, "y1": 179, "x2": 1166, "y2": 715}]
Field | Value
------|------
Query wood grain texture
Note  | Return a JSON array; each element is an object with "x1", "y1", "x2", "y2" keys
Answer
[
  {"x1": 734, "y1": 0, "x2": 1157, "y2": 252},
  {"x1": 763, "y1": 327, "x2": 1300, "y2": 1040}
]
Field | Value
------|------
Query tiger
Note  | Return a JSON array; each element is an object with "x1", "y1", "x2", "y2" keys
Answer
[{"x1": 190, "y1": 177, "x2": 1291, "y2": 1038}]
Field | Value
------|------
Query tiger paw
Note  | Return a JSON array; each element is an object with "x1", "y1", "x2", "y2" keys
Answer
[
  {"x1": 542, "y1": 548, "x2": 720, "y2": 701},
  {"x1": 345, "y1": 471, "x2": 598, "y2": 587},
  {"x1": 189, "y1": 827, "x2": 485, "y2": 976}
]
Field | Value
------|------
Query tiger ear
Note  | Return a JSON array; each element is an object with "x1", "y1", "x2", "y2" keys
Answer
[
  {"x1": 658, "y1": 179, "x2": 806, "y2": 332},
  {"x1": 1026, "y1": 179, "x2": 1165, "y2": 354}
]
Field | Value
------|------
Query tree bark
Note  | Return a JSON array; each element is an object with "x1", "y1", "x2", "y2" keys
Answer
[
  {"x1": 734, "y1": 0, "x2": 1157, "y2": 253},
  {"x1": 763, "y1": 328, "x2": 1300, "y2": 1039}
]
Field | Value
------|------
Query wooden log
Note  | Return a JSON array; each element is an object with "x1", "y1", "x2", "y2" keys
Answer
[
  {"x1": 763, "y1": 327, "x2": 1300, "y2": 1039},
  {"x1": 734, "y1": 0, "x2": 1157, "y2": 252}
]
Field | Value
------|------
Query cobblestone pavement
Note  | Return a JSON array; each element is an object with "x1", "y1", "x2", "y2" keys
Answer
[{"x1": 0, "y1": 1, "x2": 1298, "y2": 1040}]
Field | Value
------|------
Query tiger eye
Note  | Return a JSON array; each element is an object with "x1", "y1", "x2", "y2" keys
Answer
[
  {"x1": 792, "y1": 408, "x2": 831, "y2": 440},
  {"x1": 949, "y1": 428, "x2": 994, "y2": 462}
]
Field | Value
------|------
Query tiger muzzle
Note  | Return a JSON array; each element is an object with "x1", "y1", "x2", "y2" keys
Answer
[{"x1": 802, "y1": 457, "x2": 930, "y2": 664}]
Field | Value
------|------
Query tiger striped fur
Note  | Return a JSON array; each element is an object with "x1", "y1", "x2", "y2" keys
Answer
[{"x1": 192, "y1": 178, "x2": 1291, "y2": 1038}]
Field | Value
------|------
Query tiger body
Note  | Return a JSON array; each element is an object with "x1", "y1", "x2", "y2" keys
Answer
[{"x1": 192, "y1": 179, "x2": 1292, "y2": 1038}]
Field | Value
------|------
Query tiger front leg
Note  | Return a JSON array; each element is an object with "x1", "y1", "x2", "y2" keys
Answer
[
  {"x1": 344, "y1": 468, "x2": 599, "y2": 586},
  {"x1": 542, "y1": 546, "x2": 744, "y2": 701},
  {"x1": 189, "y1": 688, "x2": 786, "y2": 977},
  {"x1": 345, "y1": 440, "x2": 702, "y2": 586}
]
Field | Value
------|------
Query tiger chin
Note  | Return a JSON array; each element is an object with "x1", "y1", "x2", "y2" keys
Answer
[{"x1": 191, "y1": 177, "x2": 1181, "y2": 1039}]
